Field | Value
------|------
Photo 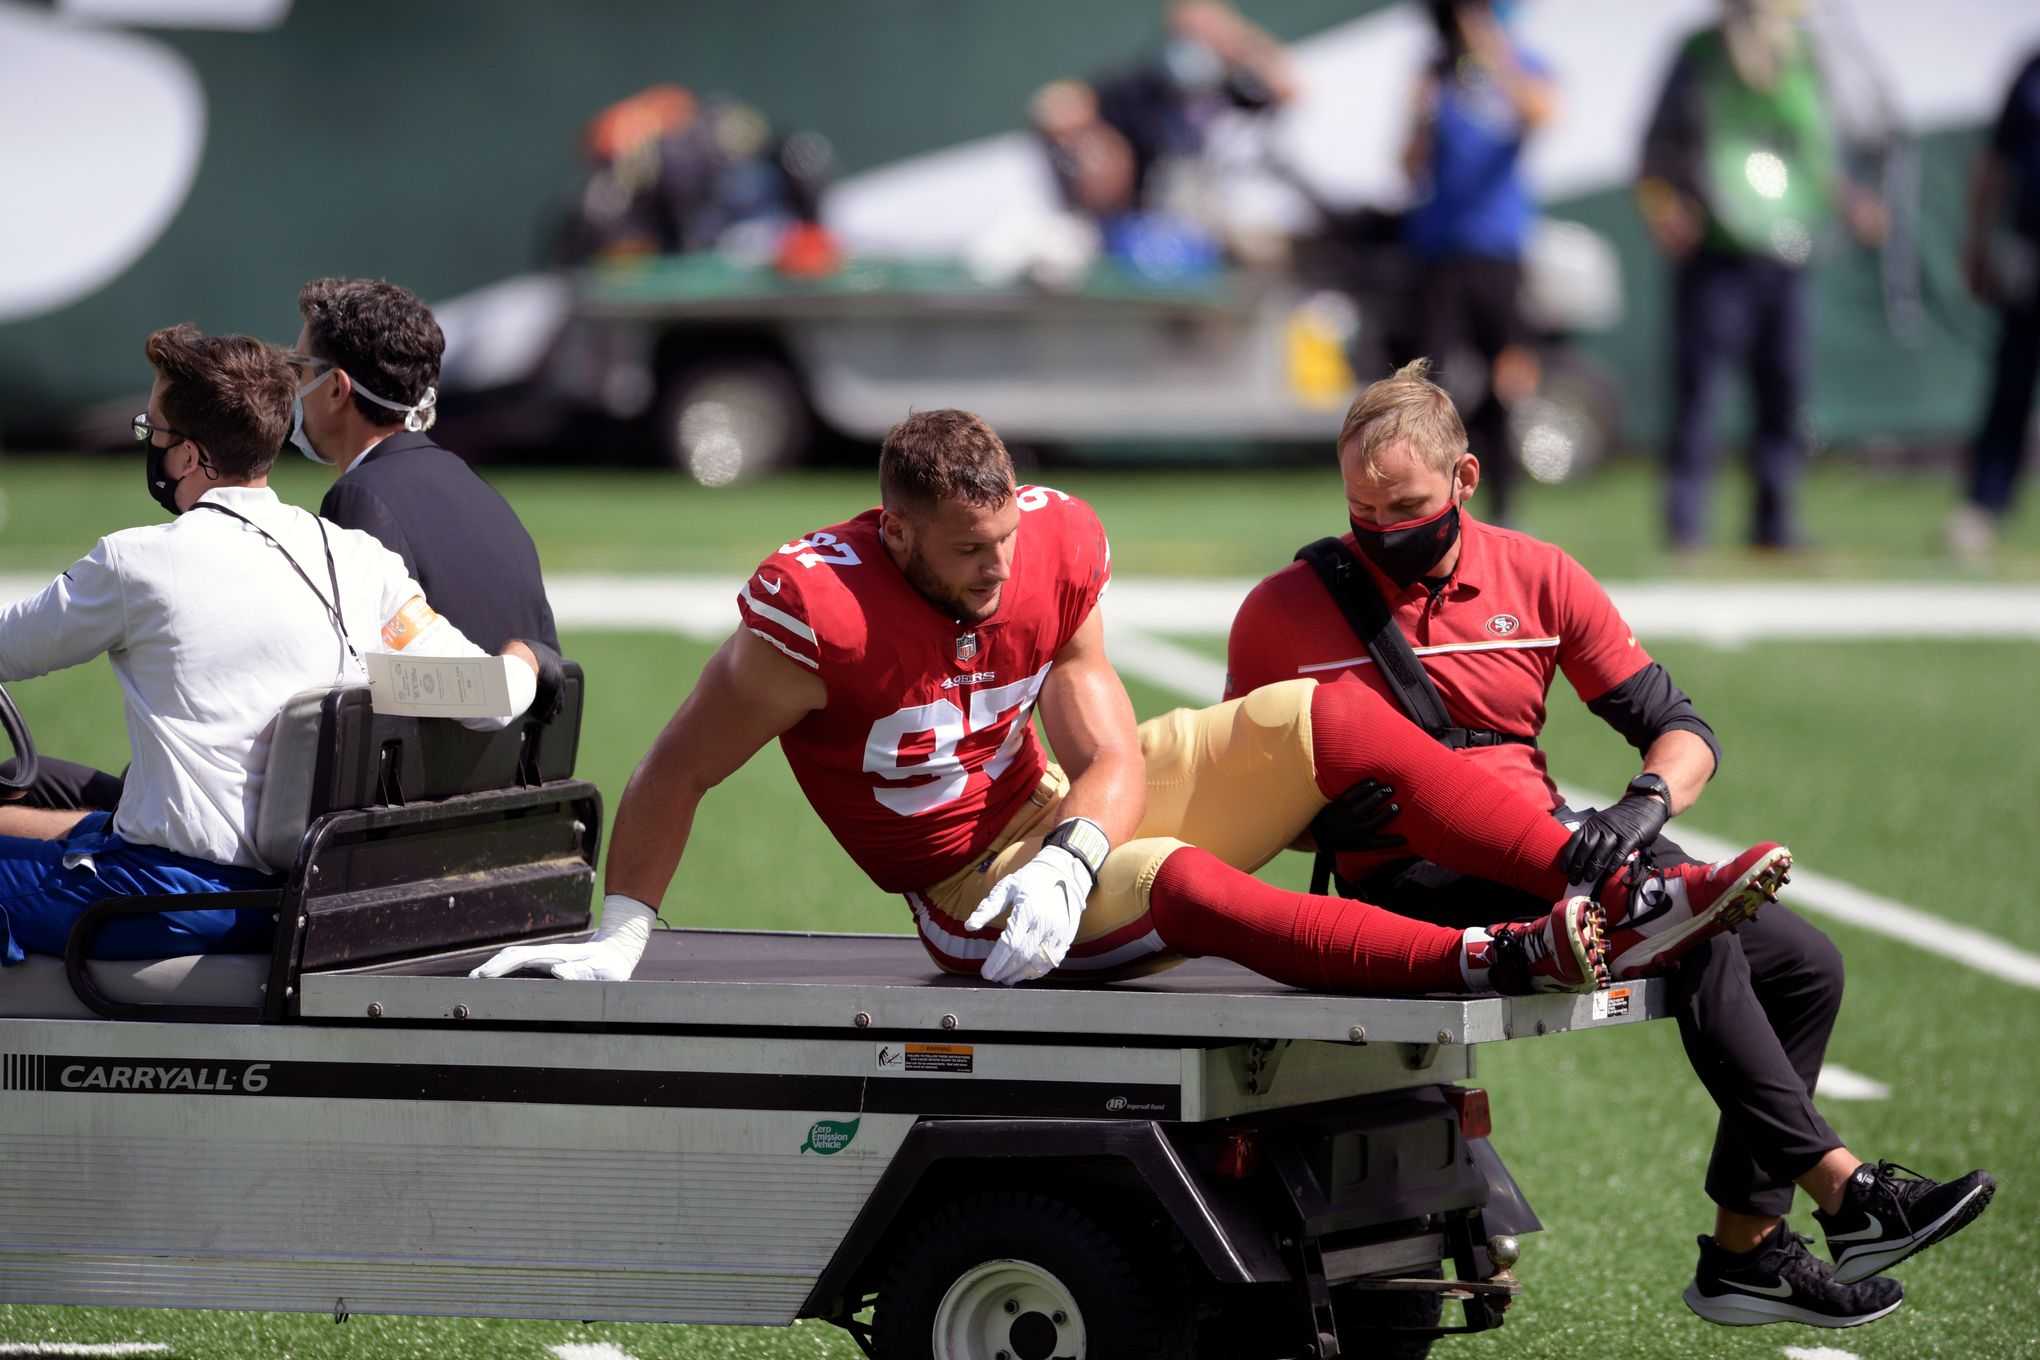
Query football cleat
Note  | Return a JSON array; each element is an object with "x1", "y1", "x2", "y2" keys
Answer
[
  {"x1": 1683, "y1": 1231, "x2": 1904, "y2": 1328},
  {"x1": 1815, "y1": 1161, "x2": 1997, "y2": 1284},
  {"x1": 1482, "y1": 896, "x2": 1608, "y2": 995},
  {"x1": 1596, "y1": 843, "x2": 1791, "y2": 980}
]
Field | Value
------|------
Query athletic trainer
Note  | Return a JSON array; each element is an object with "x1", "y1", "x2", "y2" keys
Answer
[{"x1": 1226, "y1": 359, "x2": 1994, "y2": 1329}]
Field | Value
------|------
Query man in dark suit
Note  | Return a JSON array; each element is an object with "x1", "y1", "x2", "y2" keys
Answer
[
  {"x1": 4, "y1": 283, "x2": 564, "y2": 810},
  {"x1": 288, "y1": 277, "x2": 559, "y2": 654}
]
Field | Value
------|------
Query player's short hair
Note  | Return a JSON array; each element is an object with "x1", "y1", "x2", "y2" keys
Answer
[
  {"x1": 296, "y1": 277, "x2": 444, "y2": 428},
  {"x1": 878, "y1": 409, "x2": 1015, "y2": 516},
  {"x1": 143, "y1": 325, "x2": 295, "y2": 482},
  {"x1": 1337, "y1": 357, "x2": 1468, "y2": 478}
]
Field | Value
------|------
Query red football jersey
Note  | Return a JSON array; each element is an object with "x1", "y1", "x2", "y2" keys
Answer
[
  {"x1": 1226, "y1": 513, "x2": 1650, "y2": 879},
  {"x1": 737, "y1": 487, "x2": 1111, "y2": 892}
]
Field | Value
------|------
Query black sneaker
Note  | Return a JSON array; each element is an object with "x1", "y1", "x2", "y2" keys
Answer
[
  {"x1": 1683, "y1": 1231, "x2": 1904, "y2": 1328},
  {"x1": 1814, "y1": 1160, "x2": 1997, "y2": 1284}
]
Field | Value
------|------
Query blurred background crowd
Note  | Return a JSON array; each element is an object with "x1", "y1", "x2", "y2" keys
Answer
[{"x1": 2, "y1": 0, "x2": 2036, "y2": 560}]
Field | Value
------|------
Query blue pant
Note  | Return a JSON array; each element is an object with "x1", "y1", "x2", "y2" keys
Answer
[
  {"x1": 0, "y1": 813, "x2": 279, "y2": 965},
  {"x1": 1667, "y1": 250, "x2": 1811, "y2": 548}
]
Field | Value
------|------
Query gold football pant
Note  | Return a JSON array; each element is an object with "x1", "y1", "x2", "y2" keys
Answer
[{"x1": 908, "y1": 679, "x2": 1327, "y2": 975}]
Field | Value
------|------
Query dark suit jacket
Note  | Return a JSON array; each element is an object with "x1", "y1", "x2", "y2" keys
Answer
[{"x1": 320, "y1": 432, "x2": 559, "y2": 654}]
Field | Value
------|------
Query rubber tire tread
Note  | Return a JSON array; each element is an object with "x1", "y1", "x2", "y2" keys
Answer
[
  {"x1": 1331, "y1": 1266, "x2": 1441, "y2": 1360},
  {"x1": 870, "y1": 1188, "x2": 1186, "y2": 1360}
]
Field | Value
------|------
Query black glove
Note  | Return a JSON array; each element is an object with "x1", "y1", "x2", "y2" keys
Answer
[
  {"x1": 1560, "y1": 791, "x2": 1670, "y2": 885},
  {"x1": 1308, "y1": 779, "x2": 1406, "y2": 853},
  {"x1": 519, "y1": 639, "x2": 568, "y2": 724}
]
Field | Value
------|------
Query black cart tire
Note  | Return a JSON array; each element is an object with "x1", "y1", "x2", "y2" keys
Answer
[
  {"x1": 871, "y1": 1189, "x2": 1186, "y2": 1360},
  {"x1": 657, "y1": 359, "x2": 810, "y2": 484},
  {"x1": 1331, "y1": 1270, "x2": 1441, "y2": 1360}
]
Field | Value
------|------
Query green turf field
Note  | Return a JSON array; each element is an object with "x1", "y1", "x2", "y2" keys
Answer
[{"x1": 2, "y1": 456, "x2": 2036, "y2": 1357}]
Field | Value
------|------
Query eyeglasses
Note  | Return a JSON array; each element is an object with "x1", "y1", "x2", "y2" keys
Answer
[
  {"x1": 132, "y1": 413, "x2": 192, "y2": 447},
  {"x1": 284, "y1": 352, "x2": 334, "y2": 382}
]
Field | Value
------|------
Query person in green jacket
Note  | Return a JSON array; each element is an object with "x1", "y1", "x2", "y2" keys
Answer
[{"x1": 1637, "y1": 0, "x2": 1882, "y2": 550}]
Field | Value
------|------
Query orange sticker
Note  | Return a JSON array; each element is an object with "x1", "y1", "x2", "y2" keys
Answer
[{"x1": 380, "y1": 595, "x2": 439, "y2": 651}]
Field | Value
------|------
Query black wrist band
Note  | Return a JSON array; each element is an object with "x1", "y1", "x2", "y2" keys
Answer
[{"x1": 1043, "y1": 816, "x2": 1111, "y2": 881}]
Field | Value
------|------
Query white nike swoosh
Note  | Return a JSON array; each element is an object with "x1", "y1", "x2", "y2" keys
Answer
[
  {"x1": 760, "y1": 575, "x2": 784, "y2": 595},
  {"x1": 1734, "y1": 1278, "x2": 1796, "y2": 1298},
  {"x1": 1827, "y1": 1211, "x2": 1885, "y2": 1244}
]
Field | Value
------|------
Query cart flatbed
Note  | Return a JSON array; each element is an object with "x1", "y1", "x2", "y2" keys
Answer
[{"x1": 314, "y1": 927, "x2": 1668, "y2": 1047}]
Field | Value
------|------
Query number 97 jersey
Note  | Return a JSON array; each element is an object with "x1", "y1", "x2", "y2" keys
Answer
[{"x1": 736, "y1": 488, "x2": 1112, "y2": 893}]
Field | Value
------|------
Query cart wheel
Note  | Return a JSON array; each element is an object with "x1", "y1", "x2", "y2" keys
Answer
[
  {"x1": 658, "y1": 359, "x2": 809, "y2": 484},
  {"x1": 871, "y1": 1189, "x2": 1185, "y2": 1360},
  {"x1": 1331, "y1": 1270, "x2": 1441, "y2": 1360}
]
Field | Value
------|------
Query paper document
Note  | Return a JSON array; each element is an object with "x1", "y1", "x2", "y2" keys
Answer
[{"x1": 366, "y1": 652, "x2": 519, "y2": 719}]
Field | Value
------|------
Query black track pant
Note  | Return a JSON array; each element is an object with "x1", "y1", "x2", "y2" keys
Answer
[
  {"x1": 1352, "y1": 829, "x2": 1844, "y2": 1218},
  {"x1": 0, "y1": 757, "x2": 125, "y2": 813}
]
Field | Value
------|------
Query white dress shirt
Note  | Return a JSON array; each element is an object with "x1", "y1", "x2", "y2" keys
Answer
[{"x1": 0, "y1": 485, "x2": 493, "y2": 871}]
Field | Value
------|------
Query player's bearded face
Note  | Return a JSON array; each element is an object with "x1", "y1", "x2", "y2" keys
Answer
[{"x1": 889, "y1": 495, "x2": 1021, "y2": 624}]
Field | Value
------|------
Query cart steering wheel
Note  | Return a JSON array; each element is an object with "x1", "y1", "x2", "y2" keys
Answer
[{"x1": 0, "y1": 682, "x2": 40, "y2": 793}]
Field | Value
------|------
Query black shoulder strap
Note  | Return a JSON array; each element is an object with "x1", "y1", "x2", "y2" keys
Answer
[
  {"x1": 1297, "y1": 537, "x2": 1457, "y2": 900},
  {"x1": 1293, "y1": 537, "x2": 1452, "y2": 736}
]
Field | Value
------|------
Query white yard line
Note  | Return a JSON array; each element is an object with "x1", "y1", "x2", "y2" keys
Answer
[
  {"x1": 536, "y1": 575, "x2": 2040, "y2": 645},
  {"x1": 1782, "y1": 1346, "x2": 1867, "y2": 1360},
  {"x1": 0, "y1": 1345, "x2": 171, "y2": 1357},
  {"x1": 549, "y1": 1344, "x2": 642, "y2": 1360},
  {"x1": 1815, "y1": 1065, "x2": 1893, "y2": 1101},
  {"x1": 5, "y1": 574, "x2": 2038, "y2": 644}
]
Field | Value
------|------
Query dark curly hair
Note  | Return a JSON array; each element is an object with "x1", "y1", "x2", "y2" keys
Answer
[
  {"x1": 296, "y1": 277, "x2": 444, "y2": 428},
  {"x1": 143, "y1": 325, "x2": 295, "y2": 482}
]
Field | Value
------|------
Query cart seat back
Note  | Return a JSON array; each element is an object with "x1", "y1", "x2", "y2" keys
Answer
[
  {"x1": 256, "y1": 662, "x2": 585, "y2": 874},
  {"x1": 0, "y1": 663, "x2": 597, "y2": 1022}
]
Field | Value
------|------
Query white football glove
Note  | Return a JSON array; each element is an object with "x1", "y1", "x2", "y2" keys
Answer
[
  {"x1": 965, "y1": 845, "x2": 1092, "y2": 985},
  {"x1": 468, "y1": 894, "x2": 658, "y2": 981}
]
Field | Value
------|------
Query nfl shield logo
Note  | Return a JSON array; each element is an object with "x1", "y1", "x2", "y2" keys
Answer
[{"x1": 955, "y1": 632, "x2": 978, "y2": 663}]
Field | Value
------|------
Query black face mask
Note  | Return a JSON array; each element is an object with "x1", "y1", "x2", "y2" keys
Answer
[
  {"x1": 144, "y1": 440, "x2": 184, "y2": 516},
  {"x1": 1350, "y1": 502, "x2": 1461, "y2": 587}
]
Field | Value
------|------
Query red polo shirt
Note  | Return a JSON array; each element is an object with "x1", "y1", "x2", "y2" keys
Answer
[{"x1": 1226, "y1": 513, "x2": 1650, "y2": 875}]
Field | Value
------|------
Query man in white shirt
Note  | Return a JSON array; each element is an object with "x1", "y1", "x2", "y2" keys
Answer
[{"x1": 0, "y1": 326, "x2": 542, "y2": 964}]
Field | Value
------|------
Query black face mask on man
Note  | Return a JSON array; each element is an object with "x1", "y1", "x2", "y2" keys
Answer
[
  {"x1": 1349, "y1": 501, "x2": 1462, "y2": 587},
  {"x1": 143, "y1": 439, "x2": 186, "y2": 516}
]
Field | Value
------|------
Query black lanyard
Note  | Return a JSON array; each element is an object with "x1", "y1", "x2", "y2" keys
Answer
[{"x1": 193, "y1": 501, "x2": 362, "y2": 671}]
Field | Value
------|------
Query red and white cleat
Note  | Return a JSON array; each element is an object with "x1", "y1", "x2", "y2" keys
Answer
[
  {"x1": 1481, "y1": 895, "x2": 1610, "y2": 995},
  {"x1": 1598, "y1": 843, "x2": 1792, "y2": 980}
]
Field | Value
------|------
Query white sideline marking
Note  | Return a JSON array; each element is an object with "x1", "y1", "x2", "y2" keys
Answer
[
  {"x1": 0, "y1": 1345, "x2": 171, "y2": 1357},
  {"x1": 1783, "y1": 1347, "x2": 1866, "y2": 1360},
  {"x1": 549, "y1": 1345, "x2": 642, "y2": 1360},
  {"x1": 7, "y1": 574, "x2": 2040, "y2": 644},
  {"x1": 1816, "y1": 1065, "x2": 1892, "y2": 1101}
]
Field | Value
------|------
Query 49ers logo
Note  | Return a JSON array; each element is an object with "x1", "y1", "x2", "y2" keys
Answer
[{"x1": 1486, "y1": 614, "x2": 1521, "y2": 637}]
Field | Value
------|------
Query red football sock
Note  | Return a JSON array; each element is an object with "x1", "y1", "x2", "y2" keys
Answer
[
  {"x1": 1310, "y1": 682, "x2": 1570, "y2": 899},
  {"x1": 1148, "y1": 847, "x2": 1468, "y2": 993}
]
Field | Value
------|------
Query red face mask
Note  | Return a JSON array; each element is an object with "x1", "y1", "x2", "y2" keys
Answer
[{"x1": 1349, "y1": 501, "x2": 1461, "y2": 586}]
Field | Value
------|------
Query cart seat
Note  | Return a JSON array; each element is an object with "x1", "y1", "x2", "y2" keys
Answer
[
  {"x1": 0, "y1": 667, "x2": 595, "y2": 1021},
  {"x1": 0, "y1": 952, "x2": 274, "y2": 1020}
]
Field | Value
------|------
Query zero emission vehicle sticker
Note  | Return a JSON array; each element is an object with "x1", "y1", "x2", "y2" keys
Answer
[
  {"x1": 800, "y1": 1117, "x2": 860, "y2": 1155},
  {"x1": 1, "y1": 1053, "x2": 1179, "y2": 1119}
]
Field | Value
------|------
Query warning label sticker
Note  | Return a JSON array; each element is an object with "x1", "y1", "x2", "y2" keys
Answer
[
  {"x1": 876, "y1": 1042, "x2": 975, "y2": 1074},
  {"x1": 1591, "y1": 987, "x2": 1633, "y2": 1021}
]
